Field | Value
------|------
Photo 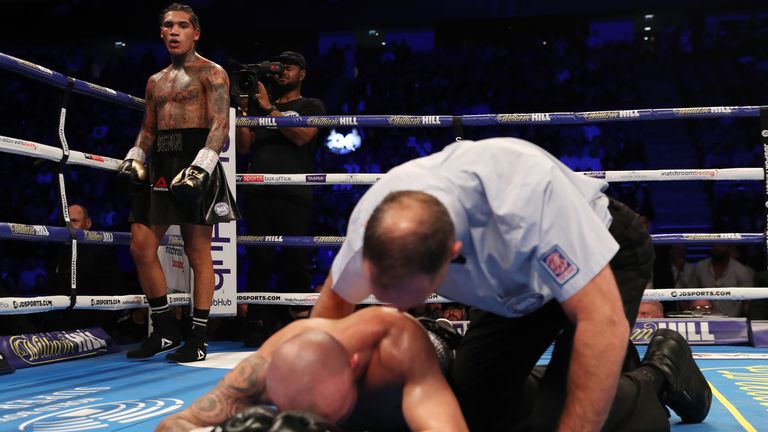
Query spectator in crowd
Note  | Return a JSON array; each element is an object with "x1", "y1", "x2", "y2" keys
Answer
[
  {"x1": 45, "y1": 203, "x2": 127, "y2": 333},
  {"x1": 669, "y1": 245, "x2": 695, "y2": 289},
  {"x1": 653, "y1": 245, "x2": 695, "y2": 315},
  {"x1": 687, "y1": 245, "x2": 754, "y2": 316},
  {"x1": 638, "y1": 300, "x2": 665, "y2": 318},
  {"x1": 441, "y1": 303, "x2": 467, "y2": 321},
  {"x1": 748, "y1": 270, "x2": 768, "y2": 320},
  {"x1": 235, "y1": 51, "x2": 326, "y2": 347}
]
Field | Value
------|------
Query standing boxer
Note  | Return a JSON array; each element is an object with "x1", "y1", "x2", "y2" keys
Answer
[{"x1": 118, "y1": 2, "x2": 238, "y2": 363}]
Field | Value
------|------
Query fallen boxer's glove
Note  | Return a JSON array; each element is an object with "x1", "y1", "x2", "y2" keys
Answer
[
  {"x1": 213, "y1": 405, "x2": 277, "y2": 432},
  {"x1": 416, "y1": 316, "x2": 462, "y2": 374},
  {"x1": 416, "y1": 316, "x2": 462, "y2": 349},
  {"x1": 267, "y1": 410, "x2": 343, "y2": 432}
]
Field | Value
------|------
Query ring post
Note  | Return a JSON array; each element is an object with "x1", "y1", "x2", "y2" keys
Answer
[{"x1": 760, "y1": 106, "x2": 768, "y2": 270}]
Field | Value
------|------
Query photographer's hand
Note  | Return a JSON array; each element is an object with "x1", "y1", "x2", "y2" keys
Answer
[
  {"x1": 255, "y1": 82, "x2": 277, "y2": 115},
  {"x1": 236, "y1": 96, "x2": 250, "y2": 117}
]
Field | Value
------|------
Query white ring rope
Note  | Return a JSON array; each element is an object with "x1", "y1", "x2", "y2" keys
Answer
[
  {"x1": 0, "y1": 134, "x2": 121, "y2": 171},
  {"x1": 1, "y1": 288, "x2": 767, "y2": 314},
  {"x1": 1, "y1": 134, "x2": 763, "y2": 183}
]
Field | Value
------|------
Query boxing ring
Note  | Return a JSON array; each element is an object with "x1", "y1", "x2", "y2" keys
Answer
[{"x1": 2, "y1": 51, "x2": 768, "y2": 431}]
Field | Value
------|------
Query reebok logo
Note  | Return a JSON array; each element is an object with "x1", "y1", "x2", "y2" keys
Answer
[
  {"x1": 161, "y1": 338, "x2": 174, "y2": 349},
  {"x1": 197, "y1": 350, "x2": 205, "y2": 360},
  {"x1": 153, "y1": 177, "x2": 169, "y2": 192}
]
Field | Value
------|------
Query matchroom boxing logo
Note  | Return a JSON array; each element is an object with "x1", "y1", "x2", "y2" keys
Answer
[{"x1": 16, "y1": 399, "x2": 183, "y2": 431}]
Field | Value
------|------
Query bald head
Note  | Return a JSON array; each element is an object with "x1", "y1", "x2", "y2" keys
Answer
[
  {"x1": 68, "y1": 204, "x2": 92, "y2": 230},
  {"x1": 265, "y1": 330, "x2": 357, "y2": 423},
  {"x1": 363, "y1": 191, "x2": 455, "y2": 293}
]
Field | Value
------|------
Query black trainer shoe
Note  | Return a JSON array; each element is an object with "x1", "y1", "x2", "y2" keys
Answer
[
  {"x1": 126, "y1": 331, "x2": 181, "y2": 359},
  {"x1": 641, "y1": 328, "x2": 712, "y2": 423},
  {"x1": 166, "y1": 340, "x2": 208, "y2": 363},
  {"x1": 0, "y1": 350, "x2": 15, "y2": 375}
]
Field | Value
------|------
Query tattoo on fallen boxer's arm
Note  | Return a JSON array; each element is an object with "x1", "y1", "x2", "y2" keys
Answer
[
  {"x1": 229, "y1": 354, "x2": 269, "y2": 397},
  {"x1": 186, "y1": 356, "x2": 269, "y2": 424},
  {"x1": 203, "y1": 66, "x2": 231, "y2": 154}
]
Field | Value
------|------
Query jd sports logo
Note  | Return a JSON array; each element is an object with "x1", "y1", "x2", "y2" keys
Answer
[
  {"x1": 153, "y1": 177, "x2": 169, "y2": 191},
  {"x1": 18, "y1": 399, "x2": 183, "y2": 430},
  {"x1": 161, "y1": 338, "x2": 174, "y2": 349}
]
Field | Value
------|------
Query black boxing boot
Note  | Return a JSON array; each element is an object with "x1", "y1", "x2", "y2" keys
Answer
[
  {"x1": 640, "y1": 328, "x2": 712, "y2": 423},
  {"x1": 0, "y1": 349, "x2": 15, "y2": 375},
  {"x1": 126, "y1": 311, "x2": 181, "y2": 359},
  {"x1": 167, "y1": 315, "x2": 209, "y2": 363},
  {"x1": 166, "y1": 335, "x2": 208, "y2": 363}
]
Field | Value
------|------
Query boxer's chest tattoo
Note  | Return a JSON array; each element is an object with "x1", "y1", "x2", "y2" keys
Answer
[{"x1": 154, "y1": 70, "x2": 208, "y2": 127}]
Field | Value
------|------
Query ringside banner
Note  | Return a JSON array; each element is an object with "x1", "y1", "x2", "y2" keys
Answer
[
  {"x1": 631, "y1": 318, "x2": 749, "y2": 345},
  {"x1": 0, "y1": 327, "x2": 119, "y2": 369}
]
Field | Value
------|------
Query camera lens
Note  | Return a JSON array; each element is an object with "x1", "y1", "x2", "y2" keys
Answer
[
  {"x1": 238, "y1": 75, "x2": 255, "y2": 93},
  {"x1": 229, "y1": 69, "x2": 261, "y2": 97}
]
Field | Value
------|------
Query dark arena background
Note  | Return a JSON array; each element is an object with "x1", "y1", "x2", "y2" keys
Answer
[{"x1": 1, "y1": 1, "x2": 768, "y2": 431}]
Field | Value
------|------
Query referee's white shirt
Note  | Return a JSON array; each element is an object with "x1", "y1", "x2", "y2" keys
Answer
[{"x1": 331, "y1": 138, "x2": 619, "y2": 318}]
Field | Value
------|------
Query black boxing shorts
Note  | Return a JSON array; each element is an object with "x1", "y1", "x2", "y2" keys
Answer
[{"x1": 129, "y1": 128, "x2": 240, "y2": 226}]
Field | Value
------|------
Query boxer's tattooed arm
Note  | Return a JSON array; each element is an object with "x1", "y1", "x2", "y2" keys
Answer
[
  {"x1": 134, "y1": 76, "x2": 158, "y2": 155},
  {"x1": 203, "y1": 64, "x2": 230, "y2": 154},
  {"x1": 156, "y1": 354, "x2": 269, "y2": 431},
  {"x1": 183, "y1": 354, "x2": 269, "y2": 427}
]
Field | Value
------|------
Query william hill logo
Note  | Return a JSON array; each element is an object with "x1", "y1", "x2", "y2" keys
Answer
[
  {"x1": 84, "y1": 231, "x2": 114, "y2": 242},
  {"x1": 631, "y1": 321, "x2": 716, "y2": 343},
  {"x1": 387, "y1": 116, "x2": 441, "y2": 126},
  {"x1": 9, "y1": 224, "x2": 49, "y2": 237},
  {"x1": 496, "y1": 113, "x2": 552, "y2": 123},
  {"x1": 9, "y1": 330, "x2": 108, "y2": 364},
  {"x1": 240, "y1": 117, "x2": 277, "y2": 127}
]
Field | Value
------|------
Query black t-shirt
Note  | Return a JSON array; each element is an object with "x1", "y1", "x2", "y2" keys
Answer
[
  {"x1": 248, "y1": 97, "x2": 326, "y2": 173},
  {"x1": 247, "y1": 97, "x2": 325, "y2": 200}
]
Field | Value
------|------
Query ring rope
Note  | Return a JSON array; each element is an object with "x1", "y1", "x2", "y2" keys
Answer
[
  {"x1": 0, "y1": 223, "x2": 763, "y2": 246},
  {"x1": 0, "y1": 135, "x2": 122, "y2": 171},
  {"x1": 235, "y1": 168, "x2": 764, "y2": 184},
  {"x1": 0, "y1": 53, "x2": 763, "y2": 127},
  {"x1": 236, "y1": 106, "x2": 764, "y2": 128},
  {"x1": 2, "y1": 288, "x2": 767, "y2": 315},
  {"x1": 0, "y1": 52, "x2": 145, "y2": 110},
  {"x1": 1, "y1": 135, "x2": 763, "y2": 183}
]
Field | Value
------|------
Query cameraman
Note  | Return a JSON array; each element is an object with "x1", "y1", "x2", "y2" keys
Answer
[{"x1": 235, "y1": 51, "x2": 326, "y2": 347}]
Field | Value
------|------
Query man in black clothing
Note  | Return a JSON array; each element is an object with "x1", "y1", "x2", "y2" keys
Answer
[
  {"x1": 235, "y1": 51, "x2": 325, "y2": 346},
  {"x1": 48, "y1": 204, "x2": 126, "y2": 333}
]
